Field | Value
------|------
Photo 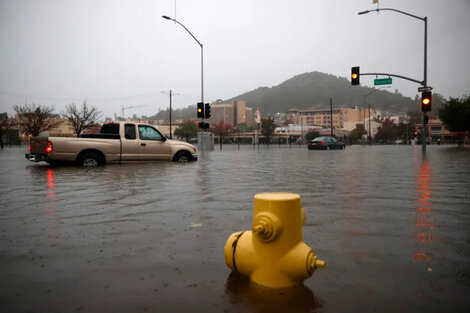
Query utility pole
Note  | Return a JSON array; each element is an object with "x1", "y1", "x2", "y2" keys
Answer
[
  {"x1": 368, "y1": 103, "x2": 372, "y2": 144},
  {"x1": 162, "y1": 90, "x2": 180, "y2": 139},
  {"x1": 330, "y1": 98, "x2": 333, "y2": 137}
]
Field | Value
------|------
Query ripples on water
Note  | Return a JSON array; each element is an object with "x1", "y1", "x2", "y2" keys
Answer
[{"x1": 0, "y1": 145, "x2": 469, "y2": 313}]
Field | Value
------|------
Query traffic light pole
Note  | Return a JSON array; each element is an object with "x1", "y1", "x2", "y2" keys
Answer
[
  {"x1": 358, "y1": 8, "x2": 428, "y2": 153},
  {"x1": 423, "y1": 17, "x2": 428, "y2": 153}
]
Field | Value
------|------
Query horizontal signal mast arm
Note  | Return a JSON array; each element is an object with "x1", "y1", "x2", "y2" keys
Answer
[{"x1": 360, "y1": 73, "x2": 424, "y2": 86}]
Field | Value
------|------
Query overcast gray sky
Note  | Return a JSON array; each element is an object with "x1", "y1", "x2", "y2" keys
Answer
[{"x1": 1, "y1": 0, "x2": 469, "y2": 118}]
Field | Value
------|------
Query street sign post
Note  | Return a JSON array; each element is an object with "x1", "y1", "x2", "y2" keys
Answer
[
  {"x1": 374, "y1": 78, "x2": 392, "y2": 85},
  {"x1": 418, "y1": 86, "x2": 433, "y2": 92}
]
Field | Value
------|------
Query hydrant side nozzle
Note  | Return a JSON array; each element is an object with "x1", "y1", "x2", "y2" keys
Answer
[
  {"x1": 315, "y1": 259, "x2": 326, "y2": 268},
  {"x1": 253, "y1": 225, "x2": 265, "y2": 234},
  {"x1": 252, "y1": 212, "x2": 282, "y2": 242},
  {"x1": 308, "y1": 255, "x2": 326, "y2": 273}
]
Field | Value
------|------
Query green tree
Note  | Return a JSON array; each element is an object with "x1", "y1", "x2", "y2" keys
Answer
[
  {"x1": 438, "y1": 94, "x2": 470, "y2": 144},
  {"x1": 350, "y1": 123, "x2": 366, "y2": 141},
  {"x1": 236, "y1": 122, "x2": 254, "y2": 133},
  {"x1": 305, "y1": 130, "x2": 320, "y2": 142},
  {"x1": 261, "y1": 117, "x2": 276, "y2": 145},
  {"x1": 375, "y1": 117, "x2": 399, "y2": 142},
  {"x1": 174, "y1": 120, "x2": 198, "y2": 142}
]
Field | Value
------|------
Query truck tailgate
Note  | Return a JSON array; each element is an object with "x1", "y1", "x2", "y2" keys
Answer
[{"x1": 29, "y1": 137, "x2": 49, "y2": 154}]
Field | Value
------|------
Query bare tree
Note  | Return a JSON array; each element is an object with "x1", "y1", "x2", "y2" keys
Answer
[
  {"x1": 61, "y1": 102, "x2": 102, "y2": 137},
  {"x1": 13, "y1": 104, "x2": 59, "y2": 137}
]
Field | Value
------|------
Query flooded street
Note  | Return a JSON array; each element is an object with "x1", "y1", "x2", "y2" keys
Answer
[{"x1": 1, "y1": 145, "x2": 469, "y2": 313}]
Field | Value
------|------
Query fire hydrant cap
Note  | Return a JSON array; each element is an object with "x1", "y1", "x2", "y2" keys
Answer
[{"x1": 254, "y1": 192, "x2": 300, "y2": 201}]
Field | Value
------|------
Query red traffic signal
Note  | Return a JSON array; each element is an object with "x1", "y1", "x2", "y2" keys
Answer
[
  {"x1": 421, "y1": 91, "x2": 432, "y2": 112},
  {"x1": 351, "y1": 66, "x2": 360, "y2": 85}
]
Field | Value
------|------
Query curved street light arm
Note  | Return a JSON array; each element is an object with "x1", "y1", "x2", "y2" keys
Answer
[
  {"x1": 358, "y1": 8, "x2": 425, "y2": 21},
  {"x1": 162, "y1": 15, "x2": 204, "y2": 104},
  {"x1": 162, "y1": 16, "x2": 202, "y2": 47}
]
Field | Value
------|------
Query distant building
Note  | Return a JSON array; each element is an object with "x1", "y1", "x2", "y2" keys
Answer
[
  {"x1": 287, "y1": 107, "x2": 380, "y2": 132},
  {"x1": 207, "y1": 100, "x2": 255, "y2": 127},
  {"x1": 416, "y1": 114, "x2": 458, "y2": 143}
]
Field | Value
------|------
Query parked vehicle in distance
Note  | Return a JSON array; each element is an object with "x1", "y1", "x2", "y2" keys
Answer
[
  {"x1": 26, "y1": 122, "x2": 197, "y2": 166},
  {"x1": 307, "y1": 136, "x2": 345, "y2": 150}
]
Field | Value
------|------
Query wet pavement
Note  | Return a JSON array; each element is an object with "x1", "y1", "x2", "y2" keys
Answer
[{"x1": 0, "y1": 144, "x2": 469, "y2": 313}]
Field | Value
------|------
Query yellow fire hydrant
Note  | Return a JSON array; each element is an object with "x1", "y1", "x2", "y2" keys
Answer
[{"x1": 224, "y1": 192, "x2": 325, "y2": 288}]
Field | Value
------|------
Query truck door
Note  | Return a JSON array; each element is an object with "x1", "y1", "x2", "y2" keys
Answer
[
  {"x1": 137, "y1": 125, "x2": 172, "y2": 160},
  {"x1": 121, "y1": 124, "x2": 139, "y2": 161}
]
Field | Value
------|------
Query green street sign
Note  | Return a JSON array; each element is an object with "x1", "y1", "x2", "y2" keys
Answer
[{"x1": 374, "y1": 78, "x2": 392, "y2": 85}]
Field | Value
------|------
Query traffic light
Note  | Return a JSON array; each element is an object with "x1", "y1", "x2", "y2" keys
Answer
[
  {"x1": 421, "y1": 91, "x2": 432, "y2": 112},
  {"x1": 351, "y1": 66, "x2": 360, "y2": 85},
  {"x1": 204, "y1": 103, "x2": 211, "y2": 119},
  {"x1": 197, "y1": 102, "x2": 204, "y2": 118},
  {"x1": 198, "y1": 122, "x2": 209, "y2": 129},
  {"x1": 414, "y1": 131, "x2": 418, "y2": 136}
]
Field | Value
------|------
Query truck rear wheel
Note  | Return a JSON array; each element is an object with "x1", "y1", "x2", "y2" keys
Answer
[{"x1": 79, "y1": 152, "x2": 102, "y2": 167}]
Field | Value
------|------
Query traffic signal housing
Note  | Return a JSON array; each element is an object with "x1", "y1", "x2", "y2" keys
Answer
[
  {"x1": 204, "y1": 103, "x2": 211, "y2": 119},
  {"x1": 351, "y1": 66, "x2": 360, "y2": 85},
  {"x1": 197, "y1": 102, "x2": 204, "y2": 118},
  {"x1": 421, "y1": 91, "x2": 432, "y2": 112},
  {"x1": 198, "y1": 122, "x2": 209, "y2": 129}
]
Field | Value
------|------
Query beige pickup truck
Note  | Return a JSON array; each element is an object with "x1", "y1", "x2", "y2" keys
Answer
[{"x1": 26, "y1": 122, "x2": 197, "y2": 165}]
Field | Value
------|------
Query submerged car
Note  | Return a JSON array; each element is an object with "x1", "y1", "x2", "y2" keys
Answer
[{"x1": 308, "y1": 136, "x2": 345, "y2": 150}]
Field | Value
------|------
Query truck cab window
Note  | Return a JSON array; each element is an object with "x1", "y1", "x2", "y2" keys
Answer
[
  {"x1": 138, "y1": 125, "x2": 163, "y2": 141},
  {"x1": 125, "y1": 124, "x2": 136, "y2": 140}
]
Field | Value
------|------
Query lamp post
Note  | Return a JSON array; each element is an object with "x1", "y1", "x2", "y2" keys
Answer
[
  {"x1": 162, "y1": 15, "x2": 205, "y2": 149},
  {"x1": 358, "y1": 8, "x2": 428, "y2": 152},
  {"x1": 162, "y1": 15, "x2": 204, "y2": 105}
]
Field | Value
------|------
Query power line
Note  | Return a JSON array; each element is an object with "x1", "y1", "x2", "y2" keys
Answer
[{"x1": 0, "y1": 90, "x2": 195, "y2": 102}]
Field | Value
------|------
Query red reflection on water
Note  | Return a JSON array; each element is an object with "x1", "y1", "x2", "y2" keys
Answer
[
  {"x1": 413, "y1": 252, "x2": 432, "y2": 261},
  {"x1": 46, "y1": 169, "x2": 56, "y2": 214},
  {"x1": 47, "y1": 168, "x2": 54, "y2": 190},
  {"x1": 413, "y1": 158, "x2": 435, "y2": 298},
  {"x1": 413, "y1": 158, "x2": 435, "y2": 264},
  {"x1": 414, "y1": 232, "x2": 433, "y2": 245}
]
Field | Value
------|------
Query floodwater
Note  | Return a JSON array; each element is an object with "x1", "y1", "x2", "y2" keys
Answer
[{"x1": 0, "y1": 144, "x2": 469, "y2": 313}]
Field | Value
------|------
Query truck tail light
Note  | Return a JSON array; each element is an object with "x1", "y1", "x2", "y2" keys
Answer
[{"x1": 46, "y1": 141, "x2": 53, "y2": 153}]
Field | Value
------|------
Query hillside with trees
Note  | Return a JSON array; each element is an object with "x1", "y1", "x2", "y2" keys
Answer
[
  {"x1": 150, "y1": 71, "x2": 446, "y2": 120},
  {"x1": 227, "y1": 71, "x2": 422, "y2": 115}
]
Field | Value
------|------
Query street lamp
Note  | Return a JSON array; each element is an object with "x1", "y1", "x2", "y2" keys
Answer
[
  {"x1": 358, "y1": 7, "x2": 429, "y2": 152},
  {"x1": 162, "y1": 15, "x2": 204, "y2": 148},
  {"x1": 162, "y1": 15, "x2": 204, "y2": 108}
]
